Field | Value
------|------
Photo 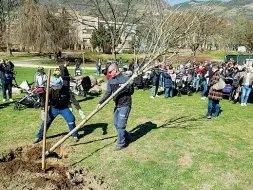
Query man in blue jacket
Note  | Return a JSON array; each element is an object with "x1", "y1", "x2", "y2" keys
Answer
[
  {"x1": 97, "y1": 64, "x2": 134, "y2": 151},
  {"x1": 33, "y1": 76, "x2": 79, "y2": 143}
]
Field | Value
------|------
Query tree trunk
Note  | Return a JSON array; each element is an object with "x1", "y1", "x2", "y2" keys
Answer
[{"x1": 112, "y1": 46, "x2": 116, "y2": 60}]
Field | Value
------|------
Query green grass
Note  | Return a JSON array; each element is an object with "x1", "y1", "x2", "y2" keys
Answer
[
  {"x1": 0, "y1": 67, "x2": 253, "y2": 189},
  {"x1": 204, "y1": 50, "x2": 253, "y2": 60}
]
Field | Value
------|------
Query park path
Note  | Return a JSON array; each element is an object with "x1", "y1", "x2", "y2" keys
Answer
[{"x1": 12, "y1": 58, "x2": 96, "y2": 70}]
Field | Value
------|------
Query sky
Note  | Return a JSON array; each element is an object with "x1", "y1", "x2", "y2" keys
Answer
[{"x1": 167, "y1": 0, "x2": 231, "y2": 5}]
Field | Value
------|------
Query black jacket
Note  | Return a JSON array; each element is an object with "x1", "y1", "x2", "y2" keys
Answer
[
  {"x1": 99, "y1": 73, "x2": 134, "y2": 107},
  {"x1": 59, "y1": 65, "x2": 70, "y2": 87},
  {"x1": 49, "y1": 86, "x2": 71, "y2": 109},
  {"x1": 0, "y1": 62, "x2": 14, "y2": 80}
]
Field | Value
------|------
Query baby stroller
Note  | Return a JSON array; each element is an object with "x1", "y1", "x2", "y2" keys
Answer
[
  {"x1": 14, "y1": 80, "x2": 43, "y2": 110},
  {"x1": 175, "y1": 74, "x2": 192, "y2": 97},
  {"x1": 222, "y1": 77, "x2": 233, "y2": 99}
]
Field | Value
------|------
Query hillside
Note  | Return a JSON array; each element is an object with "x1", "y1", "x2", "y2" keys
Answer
[{"x1": 171, "y1": 0, "x2": 253, "y2": 19}]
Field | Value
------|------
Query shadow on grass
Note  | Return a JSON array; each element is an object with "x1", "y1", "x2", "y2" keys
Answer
[
  {"x1": 78, "y1": 123, "x2": 108, "y2": 139},
  {"x1": 0, "y1": 101, "x2": 14, "y2": 110},
  {"x1": 77, "y1": 92, "x2": 101, "y2": 103},
  {"x1": 70, "y1": 116, "x2": 202, "y2": 164},
  {"x1": 47, "y1": 123, "x2": 108, "y2": 140},
  {"x1": 71, "y1": 139, "x2": 117, "y2": 166},
  {"x1": 129, "y1": 116, "x2": 202, "y2": 143}
]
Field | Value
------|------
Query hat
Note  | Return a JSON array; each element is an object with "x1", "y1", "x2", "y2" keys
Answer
[
  {"x1": 53, "y1": 68, "x2": 61, "y2": 76},
  {"x1": 38, "y1": 66, "x2": 44, "y2": 70},
  {"x1": 50, "y1": 76, "x2": 63, "y2": 89}
]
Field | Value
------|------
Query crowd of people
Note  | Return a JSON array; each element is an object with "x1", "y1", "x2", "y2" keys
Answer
[
  {"x1": 126, "y1": 58, "x2": 253, "y2": 119},
  {"x1": 1, "y1": 56, "x2": 253, "y2": 150}
]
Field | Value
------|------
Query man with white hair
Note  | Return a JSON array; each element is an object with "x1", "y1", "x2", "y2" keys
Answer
[{"x1": 97, "y1": 63, "x2": 134, "y2": 151}]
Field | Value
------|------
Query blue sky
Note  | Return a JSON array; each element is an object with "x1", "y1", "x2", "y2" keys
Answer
[{"x1": 167, "y1": 0, "x2": 230, "y2": 5}]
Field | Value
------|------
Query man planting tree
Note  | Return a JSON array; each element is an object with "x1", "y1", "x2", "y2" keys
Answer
[{"x1": 97, "y1": 64, "x2": 134, "y2": 151}]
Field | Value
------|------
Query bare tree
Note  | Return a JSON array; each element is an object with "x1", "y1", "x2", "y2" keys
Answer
[
  {"x1": 16, "y1": 0, "x2": 76, "y2": 52},
  {"x1": 45, "y1": 2, "x2": 216, "y2": 154},
  {"x1": 67, "y1": 0, "x2": 168, "y2": 60}
]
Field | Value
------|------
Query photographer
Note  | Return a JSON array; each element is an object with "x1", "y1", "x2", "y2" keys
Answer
[{"x1": 0, "y1": 59, "x2": 15, "y2": 102}]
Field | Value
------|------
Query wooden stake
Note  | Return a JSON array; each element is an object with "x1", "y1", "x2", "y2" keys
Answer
[{"x1": 42, "y1": 69, "x2": 51, "y2": 171}]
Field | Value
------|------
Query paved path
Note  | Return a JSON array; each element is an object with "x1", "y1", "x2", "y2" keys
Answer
[{"x1": 12, "y1": 58, "x2": 96, "y2": 70}]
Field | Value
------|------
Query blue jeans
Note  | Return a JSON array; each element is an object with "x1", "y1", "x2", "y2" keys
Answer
[
  {"x1": 1, "y1": 79, "x2": 12, "y2": 99},
  {"x1": 114, "y1": 106, "x2": 131, "y2": 147},
  {"x1": 193, "y1": 76, "x2": 200, "y2": 91},
  {"x1": 37, "y1": 107, "x2": 77, "y2": 138},
  {"x1": 164, "y1": 87, "x2": 173, "y2": 98},
  {"x1": 150, "y1": 85, "x2": 158, "y2": 97},
  {"x1": 201, "y1": 81, "x2": 207, "y2": 97},
  {"x1": 241, "y1": 85, "x2": 252, "y2": 104},
  {"x1": 207, "y1": 99, "x2": 220, "y2": 117},
  {"x1": 159, "y1": 73, "x2": 163, "y2": 87}
]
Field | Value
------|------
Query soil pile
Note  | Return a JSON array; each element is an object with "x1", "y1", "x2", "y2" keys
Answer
[{"x1": 0, "y1": 145, "x2": 107, "y2": 190}]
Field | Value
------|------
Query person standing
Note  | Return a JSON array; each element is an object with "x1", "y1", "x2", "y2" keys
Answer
[
  {"x1": 239, "y1": 66, "x2": 253, "y2": 106},
  {"x1": 59, "y1": 61, "x2": 85, "y2": 119},
  {"x1": 203, "y1": 63, "x2": 223, "y2": 119},
  {"x1": 163, "y1": 65, "x2": 173, "y2": 98},
  {"x1": 0, "y1": 59, "x2": 14, "y2": 102},
  {"x1": 97, "y1": 64, "x2": 134, "y2": 151},
  {"x1": 34, "y1": 66, "x2": 47, "y2": 110},
  {"x1": 33, "y1": 76, "x2": 79, "y2": 143},
  {"x1": 96, "y1": 58, "x2": 102, "y2": 76}
]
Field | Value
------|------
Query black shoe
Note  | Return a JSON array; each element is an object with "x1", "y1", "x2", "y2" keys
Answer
[
  {"x1": 33, "y1": 137, "x2": 42, "y2": 144},
  {"x1": 203, "y1": 115, "x2": 211, "y2": 119},
  {"x1": 113, "y1": 145, "x2": 126, "y2": 151}
]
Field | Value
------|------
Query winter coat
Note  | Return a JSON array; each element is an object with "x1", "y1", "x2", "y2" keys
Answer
[
  {"x1": 208, "y1": 70, "x2": 223, "y2": 101},
  {"x1": 240, "y1": 72, "x2": 253, "y2": 86},
  {"x1": 162, "y1": 71, "x2": 173, "y2": 88},
  {"x1": 0, "y1": 62, "x2": 14, "y2": 80},
  {"x1": 151, "y1": 70, "x2": 160, "y2": 86},
  {"x1": 34, "y1": 72, "x2": 47, "y2": 88}
]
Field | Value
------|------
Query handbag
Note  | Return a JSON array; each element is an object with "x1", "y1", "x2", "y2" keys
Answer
[{"x1": 212, "y1": 77, "x2": 226, "y2": 90}]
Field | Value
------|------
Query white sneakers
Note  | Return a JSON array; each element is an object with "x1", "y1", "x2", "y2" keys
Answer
[
  {"x1": 241, "y1": 103, "x2": 247, "y2": 106},
  {"x1": 150, "y1": 96, "x2": 154, "y2": 99},
  {"x1": 3, "y1": 99, "x2": 14, "y2": 102},
  {"x1": 201, "y1": 97, "x2": 206, "y2": 100}
]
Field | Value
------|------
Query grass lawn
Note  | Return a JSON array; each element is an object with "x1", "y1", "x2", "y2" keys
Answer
[
  {"x1": 204, "y1": 51, "x2": 253, "y2": 61},
  {"x1": 0, "y1": 67, "x2": 253, "y2": 189}
]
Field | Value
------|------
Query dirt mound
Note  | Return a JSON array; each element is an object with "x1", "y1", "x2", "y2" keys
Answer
[{"x1": 0, "y1": 145, "x2": 107, "y2": 190}]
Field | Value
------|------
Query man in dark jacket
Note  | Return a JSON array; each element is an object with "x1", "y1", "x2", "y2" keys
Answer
[
  {"x1": 150, "y1": 69, "x2": 160, "y2": 98},
  {"x1": 0, "y1": 59, "x2": 14, "y2": 102},
  {"x1": 58, "y1": 62, "x2": 85, "y2": 120},
  {"x1": 97, "y1": 64, "x2": 134, "y2": 151},
  {"x1": 163, "y1": 66, "x2": 173, "y2": 98},
  {"x1": 33, "y1": 76, "x2": 79, "y2": 143}
]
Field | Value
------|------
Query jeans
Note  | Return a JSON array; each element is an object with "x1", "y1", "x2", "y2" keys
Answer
[
  {"x1": 164, "y1": 87, "x2": 173, "y2": 98},
  {"x1": 114, "y1": 106, "x2": 131, "y2": 147},
  {"x1": 150, "y1": 85, "x2": 158, "y2": 97},
  {"x1": 241, "y1": 85, "x2": 252, "y2": 104},
  {"x1": 201, "y1": 81, "x2": 207, "y2": 97},
  {"x1": 207, "y1": 99, "x2": 220, "y2": 117},
  {"x1": 159, "y1": 73, "x2": 163, "y2": 87},
  {"x1": 96, "y1": 67, "x2": 101, "y2": 75},
  {"x1": 1, "y1": 79, "x2": 12, "y2": 99},
  {"x1": 193, "y1": 76, "x2": 200, "y2": 91},
  {"x1": 37, "y1": 107, "x2": 77, "y2": 138}
]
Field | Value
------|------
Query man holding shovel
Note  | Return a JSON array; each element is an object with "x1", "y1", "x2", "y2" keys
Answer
[
  {"x1": 33, "y1": 76, "x2": 79, "y2": 144},
  {"x1": 97, "y1": 64, "x2": 134, "y2": 151}
]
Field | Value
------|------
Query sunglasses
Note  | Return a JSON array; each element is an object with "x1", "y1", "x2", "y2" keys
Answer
[{"x1": 108, "y1": 69, "x2": 114, "y2": 74}]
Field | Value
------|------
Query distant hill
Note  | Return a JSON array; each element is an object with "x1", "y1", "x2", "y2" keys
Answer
[{"x1": 171, "y1": 0, "x2": 253, "y2": 20}]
